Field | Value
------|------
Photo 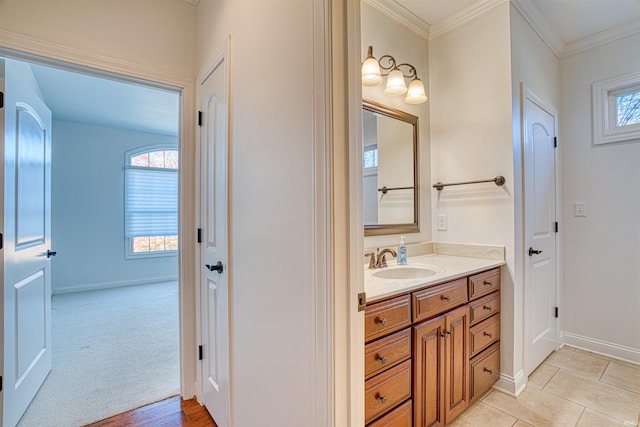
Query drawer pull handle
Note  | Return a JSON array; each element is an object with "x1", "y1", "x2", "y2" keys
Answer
[
  {"x1": 377, "y1": 317, "x2": 388, "y2": 326},
  {"x1": 483, "y1": 367, "x2": 493, "y2": 374},
  {"x1": 483, "y1": 305, "x2": 492, "y2": 311},
  {"x1": 378, "y1": 355, "x2": 387, "y2": 364},
  {"x1": 484, "y1": 280, "x2": 493, "y2": 286},
  {"x1": 378, "y1": 395, "x2": 388, "y2": 404},
  {"x1": 442, "y1": 295, "x2": 451, "y2": 302},
  {"x1": 484, "y1": 332, "x2": 493, "y2": 338}
]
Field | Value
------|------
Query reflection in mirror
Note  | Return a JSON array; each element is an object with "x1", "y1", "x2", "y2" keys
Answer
[{"x1": 363, "y1": 100, "x2": 419, "y2": 236}]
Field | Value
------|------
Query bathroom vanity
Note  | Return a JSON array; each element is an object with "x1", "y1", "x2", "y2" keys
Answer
[{"x1": 364, "y1": 250, "x2": 504, "y2": 426}]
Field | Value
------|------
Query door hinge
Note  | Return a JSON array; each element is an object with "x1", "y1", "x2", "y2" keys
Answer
[
  {"x1": 0, "y1": 232, "x2": 3, "y2": 249},
  {"x1": 198, "y1": 111, "x2": 203, "y2": 127},
  {"x1": 0, "y1": 91, "x2": 4, "y2": 108},
  {"x1": 555, "y1": 222, "x2": 558, "y2": 233},
  {"x1": 198, "y1": 345, "x2": 203, "y2": 361},
  {"x1": 0, "y1": 375, "x2": 3, "y2": 392},
  {"x1": 197, "y1": 228, "x2": 202, "y2": 244},
  {"x1": 357, "y1": 292, "x2": 367, "y2": 312},
  {"x1": 554, "y1": 136, "x2": 557, "y2": 148},
  {"x1": 554, "y1": 307, "x2": 559, "y2": 318}
]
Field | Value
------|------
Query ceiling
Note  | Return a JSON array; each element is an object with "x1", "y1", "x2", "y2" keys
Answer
[
  {"x1": 29, "y1": 63, "x2": 179, "y2": 136},
  {"x1": 19, "y1": 0, "x2": 640, "y2": 134}
]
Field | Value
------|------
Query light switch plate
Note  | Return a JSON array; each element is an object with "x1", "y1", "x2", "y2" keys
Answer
[
  {"x1": 574, "y1": 202, "x2": 587, "y2": 217},
  {"x1": 437, "y1": 214, "x2": 448, "y2": 231}
]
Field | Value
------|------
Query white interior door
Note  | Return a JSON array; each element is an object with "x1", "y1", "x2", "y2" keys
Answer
[
  {"x1": 199, "y1": 43, "x2": 230, "y2": 427},
  {"x1": 523, "y1": 86, "x2": 557, "y2": 376},
  {"x1": 2, "y1": 58, "x2": 53, "y2": 426}
]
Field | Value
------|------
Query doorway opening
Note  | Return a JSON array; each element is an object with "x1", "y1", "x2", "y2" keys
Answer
[{"x1": 3, "y1": 56, "x2": 183, "y2": 426}]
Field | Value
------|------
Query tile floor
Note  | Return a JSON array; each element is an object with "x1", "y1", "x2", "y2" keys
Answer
[{"x1": 449, "y1": 346, "x2": 640, "y2": 427}]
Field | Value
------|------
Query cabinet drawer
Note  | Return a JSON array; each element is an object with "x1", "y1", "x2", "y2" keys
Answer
[
  {"x1": 469, "y1": 291, "x2": 500, "y2": 325},
  {"x1": 470, "y1": 343, "x2": 500, "y2": 400},
  {"x1": 365, "y1": 295, "x2": 412, "y2": 342},
  {"x1": 365, "y1": 328, "x2": 411, "y2": 379},
  {"x1": 367, "y1": 399, "x2": 412, "y2": 427},
  {"x1": 470, "y1": 314, "x2": 500, "y2": 356},
  {"x1": 365, "y1": 360, "x2": 412, "y2": 424},
  {"x1": 412, "y1": 278, "x2": 467, "y2": 322},
  {"x1": 468, "y1": 268, "x2": 500, "y2": 300}
]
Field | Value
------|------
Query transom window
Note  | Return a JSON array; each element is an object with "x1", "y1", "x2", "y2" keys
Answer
[
  {"x1": 125, "y1": 148, "x2": 178, "y2": 258},
  {"x1": 593, "y1": 72, "x2": 640, "y2": 145}
]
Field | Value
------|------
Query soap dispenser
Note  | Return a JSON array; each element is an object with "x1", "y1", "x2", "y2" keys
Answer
[{"x1": 397, "y1": 236, "x2": 407, "y2": 265}]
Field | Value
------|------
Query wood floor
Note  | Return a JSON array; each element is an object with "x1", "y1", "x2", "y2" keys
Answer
[{"x1": 86, "y1": 396, "x2": 218, "y2": 427}]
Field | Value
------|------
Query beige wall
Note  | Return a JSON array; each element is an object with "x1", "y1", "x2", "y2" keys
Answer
[
  {"x1": 361, "y1": 2, "x2": 432, "y2": 249},
  {"x1": 197, "y1": 1, "x2": 322, "y2": 425},
  {"x1": 429, "y1": 1, "x2": 517, "y2": 388},
  {"x1": 560, "y1": 33, "x2": 640, "y2": 360},
  {"x1": 0, "y1": 0, "x2": 196, "y2": 77}
]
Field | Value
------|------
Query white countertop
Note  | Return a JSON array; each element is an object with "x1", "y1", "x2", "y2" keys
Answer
[{"x1": 365, "y1": 254, "x2": 505, "y2": 303}]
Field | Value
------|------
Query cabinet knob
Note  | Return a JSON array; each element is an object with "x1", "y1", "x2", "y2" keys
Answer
[
  {"x1": 441, "y1": 330, "x2": 453, "y2": 339},
  {"x1": 484, "y1": 280, "x2": 493, "y2": 286},
  {"x1": 483, "y1": 367, "x2": 493, "y2": 374},
  {"x1": 378, "y1": 355, "x2": 387, "y2": 364},
  {"x1": 483, "y1": 305, "x2": 492, "y2": 311},
  {"x1": 377, "y1": 317, "x2": 388, "y2": 326},
  {"x1": 442, "y1": 295, "x2": 451, "y2": 302},
  {"x1": 378, "y1": 395, "x2": 388, "y2": 404},
  {"x1": 484, "y1": 332, "x2": 493, "y2": 338}
]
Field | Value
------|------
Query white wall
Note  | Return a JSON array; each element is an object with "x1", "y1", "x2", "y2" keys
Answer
[
  {"x1": 0, "y1": 0, "x2": 196, "y2": 77},
  {"x1": 560, "y1": 33, "x2": 640, "y2": 360},
  {"x1": 51, "y1": 120, "x2": 178, "y2": 293},
  {"x1": 361, "y1": 2, "x2": 431, "y2": 249},
  {"x1": 196, "y1": 1, "x2": 319, "y2": 425},
  {"x1": 509, "y1": 3, "x2": 561, "y2": 388},
  {"x1": 429, "y1": 2, "x2": 517, "y2": 387}
]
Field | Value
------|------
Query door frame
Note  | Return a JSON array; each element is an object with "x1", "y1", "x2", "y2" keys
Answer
[
  {"x1": 0, "y1": 31, "x2": 199, "y2": 399},
  {"x1": 520, "y1": 83, "x2": 563, "y2": 375}
]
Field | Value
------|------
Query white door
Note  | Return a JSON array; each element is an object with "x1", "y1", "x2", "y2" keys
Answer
[
  {"x1": 523, "y1": 86, "x2": 557, "y2": 376},
  {"x1": 199, "y1": 44, "x2": 230, "y2": 427},
  {"x1": 1, "y1": 58, "x2": 53, "y2": 426}
]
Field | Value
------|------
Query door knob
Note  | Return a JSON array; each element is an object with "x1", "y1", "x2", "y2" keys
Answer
[
  {"x1": 47, "y1": 250, "x2": 57, "y2": 258},
  {"x1": 205, "y1": 261, "x2": 224, "y2": 273},
  {"x1": 528, "y1": 247, "x2": 542, "y2": 256}
]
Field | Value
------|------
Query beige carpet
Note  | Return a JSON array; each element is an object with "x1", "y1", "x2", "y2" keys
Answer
[{"x1": 17, "y1": 281, "x2": 180, "y2": 427}]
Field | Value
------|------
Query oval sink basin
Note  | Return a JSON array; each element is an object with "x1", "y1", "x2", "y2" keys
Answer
[{"x1": 372, "y1": 266, "x2": 438, "y2": 280}]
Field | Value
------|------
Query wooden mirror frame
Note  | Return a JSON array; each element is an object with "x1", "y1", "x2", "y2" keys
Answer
[{"x1": 363, "y1": 100, "x2": 419, "y2": 236}]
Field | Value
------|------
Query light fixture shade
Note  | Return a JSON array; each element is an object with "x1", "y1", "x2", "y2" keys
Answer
[
  {"x1": 405, "y1": 78, "x2": 428, "y2": 104},
  {"x1": 384, "y1": 69, "x2": 407, "y2": 96},
  {"x1": 362, "y1": 57, "x2": 383, "y2": 86}
]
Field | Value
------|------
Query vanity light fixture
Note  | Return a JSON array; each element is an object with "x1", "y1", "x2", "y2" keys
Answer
[{"x1": 361, "y1": 46, "x2": 428, "y2": 105}]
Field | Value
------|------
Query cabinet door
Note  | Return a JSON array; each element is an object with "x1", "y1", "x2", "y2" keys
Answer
[
  {"x1": 413, "y1": 316, "x2": 445, "y2": 427},
  {"x1": 444, "y1": 306, "x2": 470, "y2": 424}
]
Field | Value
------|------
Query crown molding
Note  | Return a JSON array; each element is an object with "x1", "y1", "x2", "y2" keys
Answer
[
  {"x1": 510, "y1": 0, "x2": 564, "y2": 57},
  {"x1": 363, "y1": 0, "x2": 430, "y2": 40},
  {"x1": 429, "y1": 0, "x2": 508, "y2": 40},
  {"x1": 563, "y1": 19, "x2": 640, "y2": 57}
]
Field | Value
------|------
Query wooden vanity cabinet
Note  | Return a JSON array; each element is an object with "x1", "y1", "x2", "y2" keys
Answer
[{"x1": 364, "y1": 267, "x2": 501, "y2": 426}]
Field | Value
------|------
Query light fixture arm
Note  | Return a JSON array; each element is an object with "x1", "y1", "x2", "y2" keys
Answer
[{"x1": 378, "y1": 56, "x2": 418, "y2": 79}]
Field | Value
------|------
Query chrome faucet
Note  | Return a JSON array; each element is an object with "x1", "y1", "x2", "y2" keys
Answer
[{"x1": 376, "y1": 248, "x2": 397, "y2": 268}]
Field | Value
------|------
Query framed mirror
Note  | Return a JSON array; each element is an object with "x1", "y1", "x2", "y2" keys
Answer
[{"x1": 363, "y1": 100, "x2": 419, "y2": 236}]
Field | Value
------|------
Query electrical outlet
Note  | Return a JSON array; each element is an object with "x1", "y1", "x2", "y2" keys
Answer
[
  {"x1": 437, "y1": 214, "x2": 448, "y2": 231},
  {"x1": 574, "y1": 202, "x2": 587, "y2": 217}
]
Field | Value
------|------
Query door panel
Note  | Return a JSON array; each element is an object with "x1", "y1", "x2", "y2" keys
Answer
[
  {"x1": 199, "y1": 43, "x2": 230, "y2": 427},
  {"x1": 523, "y1": 87, "x2": 557, "y2": 376},
  {"x1": 2, "y1": 58, "x2": 53, "y2": 427}
]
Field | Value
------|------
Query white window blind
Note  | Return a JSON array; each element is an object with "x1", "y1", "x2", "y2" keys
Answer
[{"x1": 125, "y1": 167, "x2": 178, "y2": 238}]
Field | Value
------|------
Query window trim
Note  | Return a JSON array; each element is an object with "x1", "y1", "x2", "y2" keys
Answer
[
  {"x1": 124, "y1": 145, "x2": 179, "y2": 260},
  {"x1": 593, "y1": 71, "x2": 640, "y2": 145}
]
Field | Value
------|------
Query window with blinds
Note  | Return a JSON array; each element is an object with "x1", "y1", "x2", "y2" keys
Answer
[{"x1": 125, "y1": 148, "x2": 178, "y2": 258}]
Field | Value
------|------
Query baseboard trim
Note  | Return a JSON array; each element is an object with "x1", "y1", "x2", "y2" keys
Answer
[
  {"x1": 561, "y1": 332, "x2": 640, "y2": 365},
  {"x1": 53, "y1": 276, "x2": 178, "y2": 295},
  {"x1": 493, "y1": 369, "x2": 526, "y2": 397}
]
